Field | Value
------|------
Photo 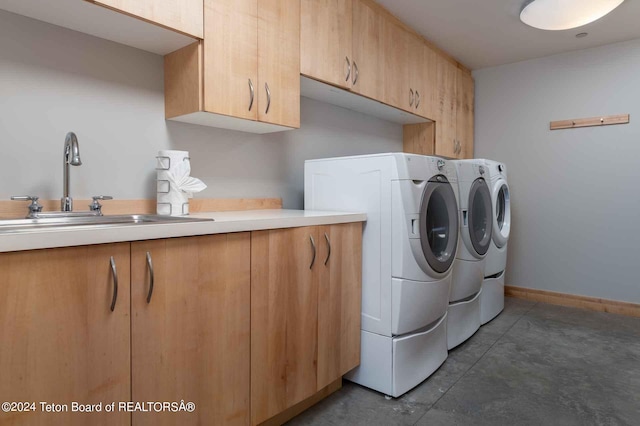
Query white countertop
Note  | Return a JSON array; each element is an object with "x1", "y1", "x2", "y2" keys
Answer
[{"x1": 0, "y1": 210, "x2": 367, "y2": 253}]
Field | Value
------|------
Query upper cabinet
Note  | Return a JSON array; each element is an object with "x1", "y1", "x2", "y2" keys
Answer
[
  {"x1": 456, "y1": 68, "x2": 475, "y2": 159},
  {"x1": 434, "y1": 58, "x2": 474, "y2": 159},
  {"x1": 351, "y1": 0, "x2": 384, "y2": 101},
  {"x1": 301, "y1": 0, "x2": 456, "y2": 124},
  {"x1": 405, "y1": 60, "x2": 474, "y2": 159},
  {"x1": 164, "y1": 0, "x2": 300, "y2": 133},
  {"x1": 0, "y1": 0, "x2": 201, "y2": 55},
  {"x1": 300, "y1": 0, "x2": 353, "y2": 90},
  {"x1": 434, "y1": 55, "x2": 459, "y2": 158},
  {"x1": 88, "y1": 0, "x2": 203, "y2": 38}
]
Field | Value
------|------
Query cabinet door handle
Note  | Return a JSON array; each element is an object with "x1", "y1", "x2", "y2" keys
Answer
[
  {"x1": 265, "y1": 82, "x2": 271, "y2": 114},
  {"x1": 415, "y1": 90, "x2": 420, "y2": 108},
  {"x1": 453, "y1": 138, "x2": 457, "y2": 154},
  {"x1": 409, "y1": 88, "x2": 414, "y2": 107},
  {"x1": 352, "y1": 61, "x2": 359, "y2": 85},
  {"x1": 146, "y1": 251, "x2": 154, "y2": 304},
  {"x1": 248, "y1": 78, "x2": 254, "y2": 111},
  {"x1": 109, "y1": 256, "x2": 118, "y2": 312},
  {"x1": 324, "y1": 233, "x2": 331, "y2": 265},
  {"x1": 309, "y1": 235, "x2": 316, "y2": 270},
  {"x1": 345, "y1": 56, "x2": 351, "y2": 82}
]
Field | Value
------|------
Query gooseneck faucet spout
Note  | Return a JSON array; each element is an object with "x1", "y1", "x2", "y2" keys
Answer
[{"x1": 62, "y1": 132, "x2": 82, "y2": 212}]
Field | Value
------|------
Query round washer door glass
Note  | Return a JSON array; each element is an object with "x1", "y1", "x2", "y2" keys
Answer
[
  {"x1": 468, "y1": 178, "x2": 492, "y2": 256},
  {"x1": 492, "y1": 181, "x2": 511, "y2": 247},
  {"x1": 419, "y1": 176, "x2": 459, "y2": 274}
]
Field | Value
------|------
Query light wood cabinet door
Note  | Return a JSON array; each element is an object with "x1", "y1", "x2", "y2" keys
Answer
[
  {"x1": 382, "y1": 18, "x2": 410, "y2": 112},
  {"x1": 204, "y1": 0, "x2": 258, "y2": 121},
  {"x1": 317, "y1": 223, "x2": 363, "y2": 390},
  {"x1": 456, "y1": 68, "x2": 475, "y2": 159},
  {"x1": 131, "y1": 234, "x2": 251, "y2": 426},
  {"x1": 251, "y1": 227, "x2": 319, "y2": 425},
  {"x1": 0, "y1": 244, "x2": 131, "y2": 426},
  {"x1": 301, "y1": 0, "x2": 352, "y2": 89},
  {"x1": 89, "y1": 0, "x2": 204, "y2": 38},
  {"x1": 435, "y1": 54, "x2": 458, "y2": 158},
  {"x1": 258, "y1": 0, "x2": 300, "y2": 128},
  {"x1": 351, "y1": 0, "x2": 384, "y2": 100},
  {"x1": 416, "y1": 43, "x2": 438, "y2": 120}
]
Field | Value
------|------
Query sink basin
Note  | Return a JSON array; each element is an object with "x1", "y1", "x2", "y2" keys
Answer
[{"x1": 0, "y1": 214, "x2": 214, "y2": 234}]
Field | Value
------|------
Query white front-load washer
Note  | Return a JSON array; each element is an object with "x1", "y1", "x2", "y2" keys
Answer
[
  {"x1": 305, "y1": 153, "x2": 459, "y2": 397},
  {"x1": 448, "y1": 159, "x2": 493, "y2": 349},
  {"x1": 480, "y1": 159, "x2": 511, "y2": 324}
]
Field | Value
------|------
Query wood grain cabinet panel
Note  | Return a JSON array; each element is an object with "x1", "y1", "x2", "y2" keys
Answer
[
  {"x1": 301, "y1": 0, "x2": 353, "y2": 89},
  {"x1": 456, "y1": 68, "x2": 475, "y2": 159},
  {"x1": 435, "y1": 55, "x2": 458, "y2": 158},
  {"x1": 258, "y1": 0, "x2": 301, "y2": 128},
  {"x1": 131, "y1": 234, "x2": 251, "y2": 426},
  {"x1": 165, "y1": 0, "x2": 300, "y2": 131},
  {"x1": 351, "y1": 0, "x2": 385, "y2": 101},
  {"x1": 251, "y1": 223, "x2": 363, "y2": 424},
  {"x1": 250, "y1": 227, "x2": 320, "y2": 425},
  {"x1": 89, "y1": 0, "x2": 204, "y2": 38},
  {"x1": 204, "y1": 0, "x2": 258, "y2": 121},
  {"x1": 317, "y1": 223, "x2": 363, "y2": 390},
  {"x1": 382, "y1": 18, "x2": 410, "y2": 112},
  {"x1": 0, "y1": 244, "x2": 131, "y2": 426}
]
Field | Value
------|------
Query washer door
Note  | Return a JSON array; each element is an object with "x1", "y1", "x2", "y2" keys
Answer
[
  {"x1": 419, "y1": 175, "x2": 459, "y2": 274},
  {"x1": 492, "y1": 179, "x2": 511, "y2": 248},
  {"x1": 468, "y1": 178, "x2": 492, "y2": 256}
]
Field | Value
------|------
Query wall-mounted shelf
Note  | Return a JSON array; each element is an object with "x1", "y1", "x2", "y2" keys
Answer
[
  {"x1": 550, "y1": 114, "x2": 629, "y2": 130},
  {"x1": 0, "y1": 0, "x2": 198, "y2": 55}
]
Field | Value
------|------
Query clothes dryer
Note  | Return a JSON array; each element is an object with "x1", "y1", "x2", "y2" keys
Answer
[
  {"x1": 480, "y1": 159, "x2": 511, "y2": 324},
  {"x1": 448, "y1": 160, "x2": 493, "y2": 349},
  {"x1": 305, "y1": 153, "x2": 459, "y2": 397}
]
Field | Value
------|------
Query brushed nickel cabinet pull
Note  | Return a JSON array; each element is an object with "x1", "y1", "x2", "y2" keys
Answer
[
  {"x1": 109, "y1": 256, "x2": 118, "y2": 312},
  {"x1": 409, "y1": 88, "x2": 414, "y2": 107},
  {"x1": 345, "y1": 56, "x2": 351, "y2": 82},
  {"x1": 309, "y1": 235, "x2": 316, "y2": 269},
  {"x1": 248, "y1": 79, "x2": 254, "y2": 111},
  {"x1": 415, "y1": 90, "x2": 420, "y2": 108},
  {"x1": 352, "y1": 61, "x2": 359, "y2": 85},
  {"x1": 324, "y1": 233, "x2": 331, "y2": 265},
  {"x1": 265, "y1": 82, "x2": 271, "y2": 114},
  {"x1": 146, "y1": 252, "x2": 154, "y2": 304}
]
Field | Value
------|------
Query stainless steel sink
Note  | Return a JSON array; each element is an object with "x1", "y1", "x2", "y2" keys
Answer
[{"x1": 0, "y1": 215, "x2": 214, "y2": 234}]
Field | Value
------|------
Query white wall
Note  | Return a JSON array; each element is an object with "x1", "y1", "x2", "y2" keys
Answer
[
  {"x1": 474, "y1": 38, "x2": 640, "y2": 304},
  {"x1": 0, "y1": 10, "x2": 401, "y2": 210}
]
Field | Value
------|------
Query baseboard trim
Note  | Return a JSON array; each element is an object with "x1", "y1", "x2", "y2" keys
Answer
[{"x1": 505, "y1": 285, "x2": 640, "y2": 318}]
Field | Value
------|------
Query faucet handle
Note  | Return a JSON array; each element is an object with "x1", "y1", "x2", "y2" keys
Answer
[
  {"x1": 89, "y1": 195, "x2": 113, "y2": 215},
  {"x1": 11, "y1": 196, "x2": 43, "y2": 217}
]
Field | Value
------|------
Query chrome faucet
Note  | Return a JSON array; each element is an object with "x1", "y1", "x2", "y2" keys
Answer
[{"x1": 62, "y1": 132, "x2": 82, "y2": 211}]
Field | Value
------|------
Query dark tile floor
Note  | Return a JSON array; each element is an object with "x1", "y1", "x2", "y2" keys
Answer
[{"x1": 289, "y1": 298, "x2": 640, "y2": 426}]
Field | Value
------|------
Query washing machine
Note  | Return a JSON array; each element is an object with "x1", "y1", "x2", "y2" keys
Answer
[
  {"x1": 480, "y1": 159, "x2": 511, "y2": 324},
  {"x1": 448, "y1": 159, "x2": 493, "y2": 349},
  {"x1": 305, "y1": 153, "x2": 459, "y2": 397}
]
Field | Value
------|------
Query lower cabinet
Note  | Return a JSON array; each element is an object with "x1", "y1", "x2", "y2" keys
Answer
[
  {"x1": 251, "y1": 223, "x2": 362, "y2": 425},
  {"x1": 0, "y1": 223, "x2": 362, "y2": 426},
  {"x1": 131, "y1": 233, "x2": 251, "y2": 426},
  {"x1": 0, "y1": 243, "x2": 131, "y2": 426}
]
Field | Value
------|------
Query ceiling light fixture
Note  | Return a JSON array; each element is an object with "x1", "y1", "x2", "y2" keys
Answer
[{"x1": 520, "y1": 0, "x2": 625, "y2": 31}]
